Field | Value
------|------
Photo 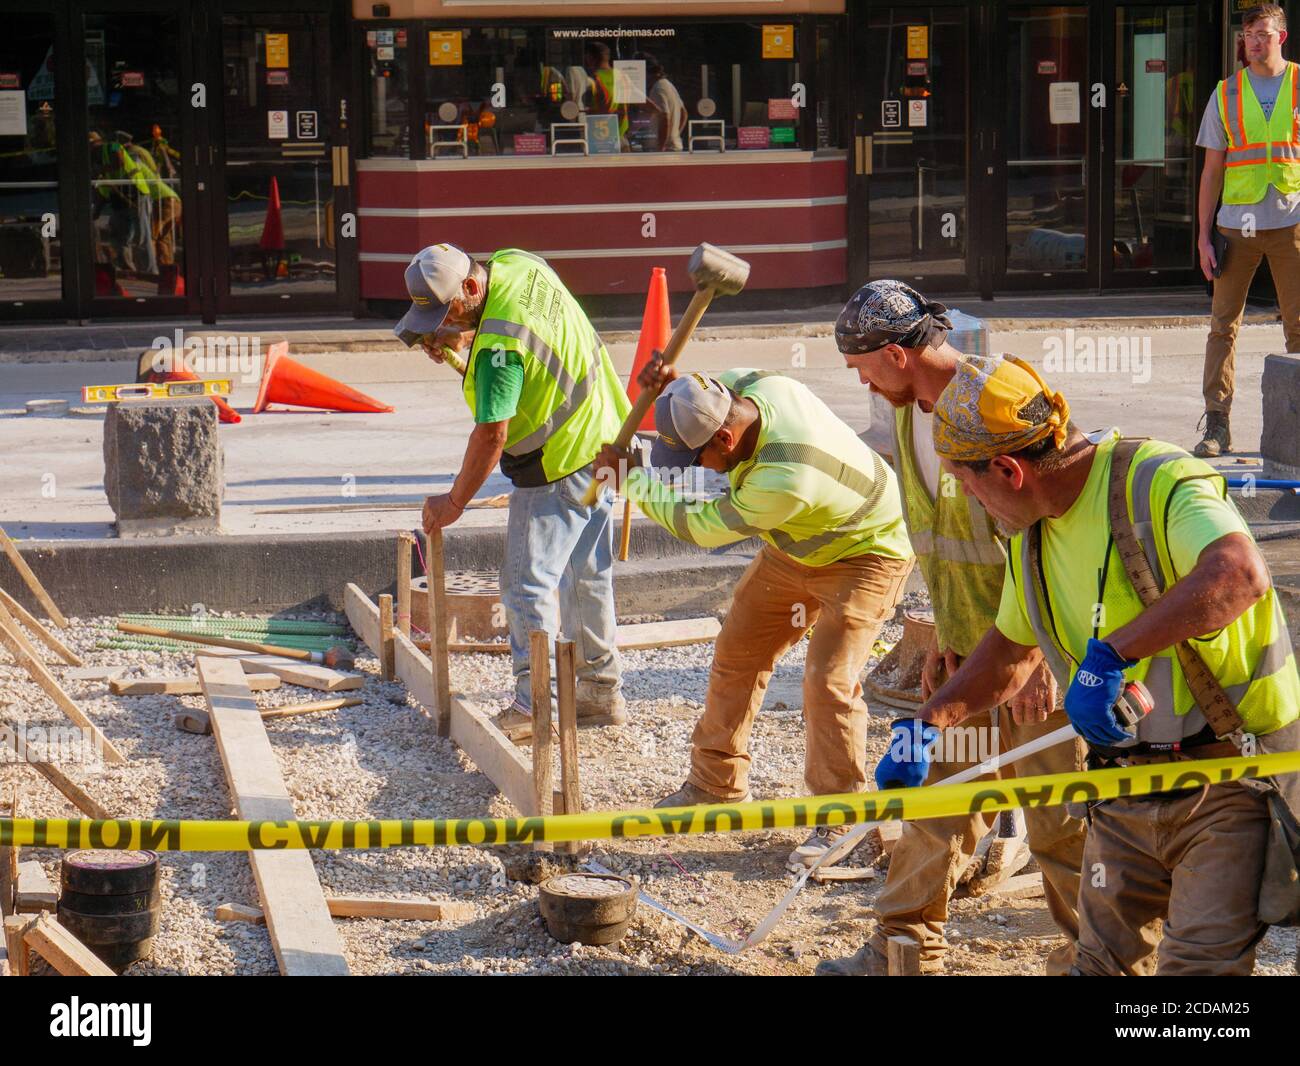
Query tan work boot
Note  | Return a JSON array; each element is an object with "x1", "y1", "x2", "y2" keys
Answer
[
  {"x1": 654, "y1": 780, "x2": 751, "y2": 808},
  {"x1": 1194, "y1": 410, "x2": 1231, "y2": 458},
  {"x1": 493, "y1": 703, "x2": 557, "y2": 745},
  {"x1": 815, "y1": 942, "x2": 890, "y2": 976},
  {"x1": 787, "y1": 824, "x2": 862, "y2": 870},
  {"x1": 575, "y1": 684, "x2": 628, "y2": 728}
]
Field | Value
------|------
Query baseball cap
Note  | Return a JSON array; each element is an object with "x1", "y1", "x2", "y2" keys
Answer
[
  {"x1": 393, "y1": 243, "x2": 473, "y2": 347},
  {"x1": 650, "y1": 373, "x2": 733, "y2": 468}
]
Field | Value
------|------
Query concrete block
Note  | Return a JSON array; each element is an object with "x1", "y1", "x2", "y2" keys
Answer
[
  {"x1": 1261, "y1": 354, "x2": 1300, "y2": 480},
  {"x1": 103, "y1": 398, "x2": 223, "y2": 537}
]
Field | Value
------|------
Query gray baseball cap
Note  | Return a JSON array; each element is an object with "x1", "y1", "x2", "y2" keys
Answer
[
  {"x1": 650, "y1": 373, "x2": 733, "y2": 467},
  {"x1": 393, "y1": 243, "x2": 473, "y2": 347}
]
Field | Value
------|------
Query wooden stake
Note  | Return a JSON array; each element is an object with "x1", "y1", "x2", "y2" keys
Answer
[
  {"x1": 0, "y1": 602, "x2": 125, "y2": 765},
  {"x1": 260, "y1": 696, "x2": 362, "y2": 721},
  {"x1": 529, "y1": 630, "x2": 554, "y2": 854},
  {"x1": 0, "y1": 790, "x2": 16, "y2": 919},
  {"x1": 396, "y1": 533, "x2": 413, "y2": 638},
  {"x1": 0, "y1": 586, "x2": 81, "y2": 666},
  {"x1": 0, "y1": 526, "x2": 68, "y2": 628},
  {"x1": 0, "y1": 721, "x2": 110, "y2": 818},
  {"x1": 379, "y1": 593, "x2": 395, "y2": 681},
  {"x1": 3, "y1": 914, "x2": 37, "y2": 976},
  {"x1": 555, "y1": 640, "x2": 581, "y2": 856},
  {"x1": 886, "y1": 934, "x2": 921, "y2": 976},
  {"x1": 425, "y1": 530, "x2": 451, "y2": 736},
  {"x1": 26, "y1": 913, "x2": 115, "y2": 976}
]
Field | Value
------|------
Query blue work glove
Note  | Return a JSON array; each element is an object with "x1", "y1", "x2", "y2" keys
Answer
[
  {"x1": 1064, "y1": 638, "x2": 1139, "y2": 746},
  {"x1": 874, "y1": 717, "x2": 941, "y2": 790}
]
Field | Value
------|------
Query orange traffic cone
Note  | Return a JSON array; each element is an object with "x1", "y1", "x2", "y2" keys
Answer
[
  {"x1": 137, "y1": 349, "x2": 241, "y2": 424},
  {"x1": 252, "y1": 341, "x2": 394, "y2": 414},
  {"x1": 626, "y1": 267, "x2": 672, "y2": 432},
  {"x1": 259, "y1": 176, "x2": 285, "y2": 253}
]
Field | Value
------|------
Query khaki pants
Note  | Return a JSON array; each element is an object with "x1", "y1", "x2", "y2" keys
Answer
[
  {"x1": 1072, "y1": 781, "x2": 1271, "y2": 976},
  {"x1": 688, "y1": 545, "x2": 912, "y2": 800},
  {"x1": 1204, "y1": 222, "x2": 1300, "y2": 413},
  {"x1": 869, "y1": 707, "x2": 1088, "y2": 973}
]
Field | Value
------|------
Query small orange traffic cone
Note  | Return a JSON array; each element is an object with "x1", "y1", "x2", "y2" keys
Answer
[
  {"x1": 137, "y1": 349, "x2": 241, "y2": 424},
  {"x1": 252, "y1": 341, "x2": 394, "y2": 414},
  {"x1": 259, "y1": 176, "x2": 285, "y2": 253},
  {"x1": 627, "y1": 267, "x2": 672, "y2": 432}
]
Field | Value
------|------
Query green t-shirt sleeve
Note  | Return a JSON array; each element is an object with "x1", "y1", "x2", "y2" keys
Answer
[
  {"x1": 994, "y1": 543, "x2": 1038, "y2": 647},
  {"x1": 472, "y1": 347, "x2": 524, "y2": 424},
  {"x1": 1165, "y1": 475, "x2": 1249, "y2": 578}
]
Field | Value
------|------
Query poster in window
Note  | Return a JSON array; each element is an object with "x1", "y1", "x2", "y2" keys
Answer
[
  {"x1": 265, "y1": 32, "x2": 289, "y2": 69},
  {"x1": 0, "y1": 91, "x2": 26, "y2": 136},
  {"x1": 907, "y1": 26, "x2": 929, "y2": 60},
  {"x1": 267, "y1": 109, "x2": 289, "y2": 139},
  {"x1": 613, "y1": 59, "x2": 646, "y2": 104},
  {"x1": 881, "y1": 100, "x2": 902, "y2": 128},
  {"x1": 1049, "y1": 81, "x2": 1081, "y2": 124},
  {"x1": 762, "y1": 25, "x2": 794, "y2": 60},
  {"x1": 429, "y1": 31, "x2": 463, "y2": 67},
  {"x1": 768, "y1": 98, "x2": 798, "y2": 121},
  {"x1": 586, "y1": 113, "x2": 621, "y2": 154},
  {"x1": 738, "y1": 126, "x2": 771, "y2": 149},
  {"x1": 908, "y1": 99, "x2": 928, "y2": 127}
]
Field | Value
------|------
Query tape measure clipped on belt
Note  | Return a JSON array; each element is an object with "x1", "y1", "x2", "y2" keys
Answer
[
  {"x1": 3, "y1": 752, "x2": 1298, "y2": 852},
  {"x1": 82, "y1": 379, "x2": 233, "y2": 404}
]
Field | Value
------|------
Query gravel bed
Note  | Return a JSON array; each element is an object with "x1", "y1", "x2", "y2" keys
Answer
[{"x1": 1, "y1": 604, "x2": 1294, "y2": 977}]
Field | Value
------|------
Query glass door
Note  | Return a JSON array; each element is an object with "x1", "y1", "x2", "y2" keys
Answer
[
  {"x1": 0, "y1": 13, "x2": 64, "y2": 315},
  {"x1": 1104, "y1": 3, "x2": 1201, "y2": 284},
  {"x1": 1000, "y1": 5, "x2": 1092, "y2": 286},
  {"x1": 858, "y1": 6, "x2": 974, "y2": 289},
  {"x1": 212, "y1": 8, "x2": 342, "y2": 312}
]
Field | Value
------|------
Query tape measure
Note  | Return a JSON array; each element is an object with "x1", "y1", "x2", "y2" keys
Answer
[{"x1": 82, "y1": 379, "x2": 233, "y2": 404}]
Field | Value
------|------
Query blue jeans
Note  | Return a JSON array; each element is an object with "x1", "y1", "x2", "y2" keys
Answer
[{"x1": 501, "y1": 466, "x2": 621, "y2": 712}]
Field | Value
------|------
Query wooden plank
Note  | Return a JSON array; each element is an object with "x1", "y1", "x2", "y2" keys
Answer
[
  {"x1": 886, "y1": 934, "x2": 921, "y2": 976},
  {"x1": 0, "y1": 789, "x2": 17, "y2": 919},
  {"x1": 809, "y1": 866, "x2": 879, "y2": 883},
  {"x1": 555, "y1": 640, "x2": 581, "y2": 857},
  {"x1": 260, "y1": 697, "x2": 362, "y2": 721},
  {"x1": 0, "y1": 527, "x2": 68, "y2": 628},
  {"x1": 215, "y1": 902, "x2": 265, "y2": 924},
  {"x1": 435, "y1": 617, "x2": 722, "y2": 656},
  {"x1": 26, "y1": 914, "x2": 115, "y2": 976},
  {"x1": 3, "y1": 914, "x2": 37, "y2": 976},
  {"x1": 449, "y1": 694, "x2": 536, "y2": 815},
  {"x1": 192, "y1": 647, "x2": 362, "y2": 692},
  {"x1": 197, "y1": 656, "x2": 350, "y2": 976},
  {"x1": 0, "y1": 719, "x2": 111, "y2": 819},
  {"x1": 344, "y1": 582, "x2": 381, "y2": 658},
  {"x1": 15, "y1": 860, "x2": 56, "y2": 914},
  {"x1": 396, "y1": 533, "x2": 413, "y2": 638},
  {"x1": 0, "y1": 602, "x2": 125, "y2": 764},
  {"x1": 222, "y1": 897, "x2": 475, "y2": 922},
  {"x1": 379, "y1": 594, "x2": 395, "y2": 681},
  {"x1": 530, "y1": 631, "x2": 554, "y2": 854},
  {"x1": 984, "y1": 872, "x2": 1045, "y2": 902},
  {"x1": 0, "y1": 586, "x2": 81, "y2": 666},
  {"x1": 112, "y1": 673, "x2": 282, "y2": 696},
  {"x1": 425, "y1": 532, "x2": 451, "y2": 738},
  {"x1": 869, "y1": 820, "x2": 904, "y2": 856}
]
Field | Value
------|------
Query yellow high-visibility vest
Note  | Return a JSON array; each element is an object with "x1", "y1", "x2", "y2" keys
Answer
[{"x1": 1217, "y1": 62, "x2": 1300, "y2": 204}]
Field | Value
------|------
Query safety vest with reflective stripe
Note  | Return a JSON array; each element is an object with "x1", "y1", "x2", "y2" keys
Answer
[
  {"x1": 1009, "y1": 436, "x2": 1300, "y2": 745},
  {"x1": 892, "y1": 404, "x2": 1006, "y2": 657},
  {"x1": 463, "y1": 249, "x2": 630, "y2": 485},
  {"x1": 1217, "y1": 62, "x2": 1300, "y2": 204},
  {"x1": 625, "y1": 369, "x2": 913, "y2": 566}
]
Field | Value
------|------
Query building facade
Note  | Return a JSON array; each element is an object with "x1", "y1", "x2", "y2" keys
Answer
[{"x1": 0, "y1": 0, "x2": 1291, "y2": 322}]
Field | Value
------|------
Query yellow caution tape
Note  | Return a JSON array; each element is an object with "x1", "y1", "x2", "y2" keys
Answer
[
  {"x1": 81, "y1": 379, "x2": 232, "y2": 403},
  {"x1": 4, "y1": 752, "x2": 1298, "y2": 852}
]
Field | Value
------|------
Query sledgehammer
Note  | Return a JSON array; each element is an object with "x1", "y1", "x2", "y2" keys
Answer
[
  {"x1": 581, "y1": 242, "x2": 751, "y2": 507},
  {"x1": 115, "y1": 622, "x2": 355, "y2": 669}
]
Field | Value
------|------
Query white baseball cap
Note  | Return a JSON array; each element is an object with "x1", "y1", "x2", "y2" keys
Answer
[{"x1": 650, "y1": 373, "x2": 733, "y2": 467}]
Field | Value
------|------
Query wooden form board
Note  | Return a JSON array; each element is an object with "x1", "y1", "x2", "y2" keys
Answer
[
  {"x1": 345, "y1": 584, "x2": 533, "y2": 814},
  {"x1": 26, "y1": 914, "x2": 115, "y2": 976},
  {"x1": 190, "y1": 647, "x2": 362, "y2": 692},
  {"x1": 435, "y1": 617, "x2": 722, "y2": 656},
  {"x1": 197, "y1": 656, "x2": 350, "y2": 976}
]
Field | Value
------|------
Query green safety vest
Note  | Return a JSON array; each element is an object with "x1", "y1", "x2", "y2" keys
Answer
[
  {"x1": 892, "y1": 405, "x2": 1006, "y2": 657},
  {"x1": 1009, "y1": 437, "x2": 1300, "y2": 745},
  {"x1": 1218, "y1": 61, "x2": 1300, "y2": 204},
  {"x1": 463, "y1": 249, "x2": 630, "y2": 486}
]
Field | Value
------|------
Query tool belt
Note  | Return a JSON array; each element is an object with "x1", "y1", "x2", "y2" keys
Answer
[{"x1": 1107, "y1": 438, "x2": 1300, "y2": 927}]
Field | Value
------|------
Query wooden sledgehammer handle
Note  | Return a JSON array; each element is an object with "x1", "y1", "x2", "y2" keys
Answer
[{"x1": 582, "y1": 286, "x2": 715, "y2": 507}]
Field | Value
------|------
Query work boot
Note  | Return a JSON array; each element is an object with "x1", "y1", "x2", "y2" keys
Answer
[
  {"x1": 787, "y1": 824, "x2": 863, "y2": 870},
  {"x1": 815, "y1": 942, "x2": 890, "y2": 976},
  {"x1": 1194, "y1": 410, "x2": 1231, "y2": 458},
  {"x1": 493, "y1": 702, "x2": 556, "y2": 746},
  {"x1": 575, "y1": 684, "x2": 628, "y2": 729},
  {"x1": 654, "y1": 780, "x2": 751, "y2": 808}
]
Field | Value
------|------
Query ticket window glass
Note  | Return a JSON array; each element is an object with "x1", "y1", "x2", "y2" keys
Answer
[
  {"x1": 84, "y1": 11, "x2": 186, "y2": 303},
  {"x1": 1112, "y1": 6, "x2": 1199, "y2": 273},
  {"x1": 220, "y1": 12, "x2": 335, "y2": 298},
  {"x1": 1004, "y1": 6, "x2": 1090, "y2": 276},
  {"x1": 862, "y1": 9, "x2": 970, "y2": 281},
  {"x1": 365, "y1": 25, "x2": 410, "y2": 157},
  {"x1": 0, "y1": 14, "x2": 61, "y2": 309}
]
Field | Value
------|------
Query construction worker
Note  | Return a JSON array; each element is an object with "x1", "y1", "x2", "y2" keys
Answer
[
  {"x1": 1195, "y1": 3, "x2": 1300, "y2": 458},
  {"x1": 395, "y1": 244, "x2": 631, "y2": 738},
  {"x1": 817, "y1": 281, "x2": 1086, "y2": 977},
  {"x1": 863, "y1": 355, "x2": 1300, "y2": 975},
  {"x1": 594, "y1": 360, "x2": 914, "y2": 869}
]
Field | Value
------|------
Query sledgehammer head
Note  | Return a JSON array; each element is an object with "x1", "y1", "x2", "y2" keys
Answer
[
  {"x1": 321, "y1": 644, "x2": 356, "y2": 670},
  {"x1": 687, "y1": 242, "x2": 750, "y2": 297}
]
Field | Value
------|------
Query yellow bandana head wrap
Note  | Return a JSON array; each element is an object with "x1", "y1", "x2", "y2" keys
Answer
[{"x1": 932, "y1": 355, "x2": 1071, "y2": 462}]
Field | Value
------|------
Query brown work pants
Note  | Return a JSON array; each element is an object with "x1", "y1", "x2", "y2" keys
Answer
[
  {"x1": 869, "y1": 706, "x2": 1088, "y2": 973},
  {"x1": 1071, "y1": 781, "x2": 1271, "y2": 976},
  {"x1": 688, "y1": 545, "x2": 912, "y2": 800},
  {"x1": 1204, "y1": 222, "x2": 1300, "y2": 413}
]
